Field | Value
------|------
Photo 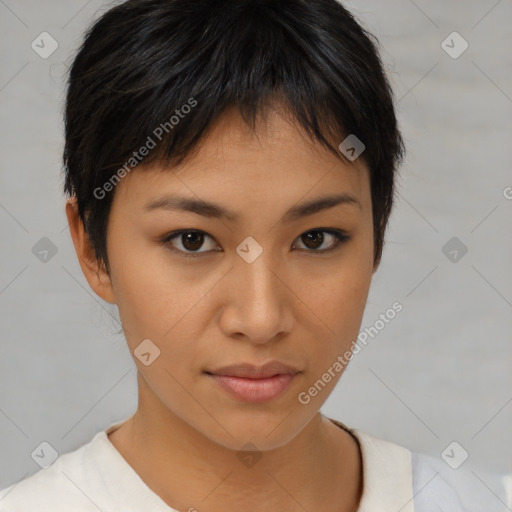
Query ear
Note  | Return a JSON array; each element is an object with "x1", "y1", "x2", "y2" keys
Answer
[{"x1": 65, "y1": 198, "x2": 116, "y2": 304}]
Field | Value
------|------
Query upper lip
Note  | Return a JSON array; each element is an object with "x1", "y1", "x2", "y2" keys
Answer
[{"x1": 207, "y1": 361, "x2": 300, "y2": 379}]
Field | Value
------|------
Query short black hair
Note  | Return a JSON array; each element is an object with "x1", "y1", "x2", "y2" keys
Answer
[{"x1": 63, "y1": 0, "x2": 405, "y2": 272}]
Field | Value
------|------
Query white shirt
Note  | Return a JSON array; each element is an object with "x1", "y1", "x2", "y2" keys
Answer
[{"x1": 1, "y1": 416, "x2": 509, "y2": 511}]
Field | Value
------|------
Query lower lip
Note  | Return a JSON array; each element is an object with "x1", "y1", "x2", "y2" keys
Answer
[{"x1": 207, "y1": 373, "x2": 297, "y2": 403}]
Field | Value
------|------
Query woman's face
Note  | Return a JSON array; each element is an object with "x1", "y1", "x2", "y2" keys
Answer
[{"x1": 101, "y1": 106, "x2": 376, "y2": 450}]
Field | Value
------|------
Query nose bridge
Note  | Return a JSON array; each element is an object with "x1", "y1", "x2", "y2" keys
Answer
[
  {"x1": 237, "y1": 246, "x2": 282, "y2": 310},
  {"x1": 225, "y1": 242, "x2": 291, "y2": 341}
]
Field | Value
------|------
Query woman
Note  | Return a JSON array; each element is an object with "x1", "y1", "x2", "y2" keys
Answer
[{"x1": 1, "y1": 0, "x2": 508, "y2": 510}]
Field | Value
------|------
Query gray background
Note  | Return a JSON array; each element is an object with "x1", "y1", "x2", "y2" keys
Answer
[{"x1": 1, "y1": 0, "x2": 511, "y2": 493}]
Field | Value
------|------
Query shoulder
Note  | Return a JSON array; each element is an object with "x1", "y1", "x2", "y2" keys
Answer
[
  {"x1": 334, "y1": 421, "x2": 510, "y2": 512},
  {"x1": 410, "y1": 450, "x2": 511, "y2": 512},
  {"x1": 0, "y1": 433, "x2": 102, "y2": 511},
  {"x1": 410, "y1": 451, "x2": 465, "y2": 511}
]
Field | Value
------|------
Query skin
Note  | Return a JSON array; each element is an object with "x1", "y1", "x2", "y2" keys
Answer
[{"x1": 66, "y1": 103, "x2": 378, "y2": 512}]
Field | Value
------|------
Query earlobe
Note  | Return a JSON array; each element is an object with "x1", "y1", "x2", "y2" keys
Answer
[{"x1": 65, "y1": 198, "x2": 116, "y2": 304}]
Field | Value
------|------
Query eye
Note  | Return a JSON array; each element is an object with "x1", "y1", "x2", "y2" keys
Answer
[
  {"x1": 293, "y1": 229, "x2": 350, "y2": 254},
  {"x1": 160, "y1": 230, "x2": 220, "y2": 257}
]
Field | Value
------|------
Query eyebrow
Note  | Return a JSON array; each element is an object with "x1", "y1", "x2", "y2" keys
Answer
[{"x1": 144, "y1": 193, "x2": 360, "y2": 224}]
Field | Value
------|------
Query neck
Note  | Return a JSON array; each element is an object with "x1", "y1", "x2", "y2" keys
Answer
[{"x1": 108, "y1": 381, "x2": 362, "y2": 512}]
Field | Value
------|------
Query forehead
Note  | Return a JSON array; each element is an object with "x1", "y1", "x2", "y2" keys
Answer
[{"x1": 112, "y1": 105, "x2": 371, "y2": 216}]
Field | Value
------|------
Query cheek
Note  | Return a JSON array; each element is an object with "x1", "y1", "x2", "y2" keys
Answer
[
  {"x1": 293, "y1": 274, "x2": 371, "y2": 403},
  {"x1": 295, "y1": 245, "x2": 373, "y2": 362},
  {"x1": 108, "y1": 258, "x2": 208, "y2": 395},
  {"x1": 303, "y1": 233, "x2": 373, "y2": 317},
  {"x1": 106, "y1": 238, "x2": 195, "y2": 341},
  {"x1": 303, "y1": 270, "x2": 370, "y2": 342}
]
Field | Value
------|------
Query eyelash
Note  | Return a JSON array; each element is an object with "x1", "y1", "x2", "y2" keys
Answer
[{"x1": 159, "y1": 228, "x2": 351, "y2": 258}]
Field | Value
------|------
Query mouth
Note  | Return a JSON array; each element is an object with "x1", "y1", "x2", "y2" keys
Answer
[{"x1": 205, "y1": 361, "x2": 300, "y2": 403}]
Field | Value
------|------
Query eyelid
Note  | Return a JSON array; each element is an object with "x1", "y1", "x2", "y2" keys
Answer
[
  {"x1": 292, "y1": 229, "x2": 350, "y2": 254},
  {"x1": 160, "y1": 228, "x2": 351, "y2": 258},
  {"x1": 160, "y1": 229, "x2": 219, "y2": 258}
]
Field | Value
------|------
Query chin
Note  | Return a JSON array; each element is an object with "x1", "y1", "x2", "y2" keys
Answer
[{"x1": 196, "y1": 407, "x2": 311, "y2": 452}]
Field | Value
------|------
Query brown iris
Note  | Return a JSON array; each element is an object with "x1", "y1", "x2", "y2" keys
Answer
[
  {"x1": 301, "y1": 230, "x2": 325, "y2": 249},
  {"x1": 181, "y1": 232, "x2": 205, "y2": 251}
]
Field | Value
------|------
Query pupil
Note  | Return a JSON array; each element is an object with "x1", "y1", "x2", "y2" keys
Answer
[
  {"x1": 183, "y1": 232, "x2": 203, "y2": 251},
  {"x1": 303, "y1": 231, "x2": 323, "y2": 249}
]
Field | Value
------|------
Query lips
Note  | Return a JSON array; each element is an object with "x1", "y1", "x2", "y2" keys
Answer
[
  {"x1": 205, "y1": 361, "x2": 300, "y2": 403},
  {"x1": 207, "y1": 361, "x2": 300, "y2": 379}
]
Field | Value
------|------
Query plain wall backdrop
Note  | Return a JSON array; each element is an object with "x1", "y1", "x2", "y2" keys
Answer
[{"x1": 1, "y1": 0, "x2": 511, "y2": 492}]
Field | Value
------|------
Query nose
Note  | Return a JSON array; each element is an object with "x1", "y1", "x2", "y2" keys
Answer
[{"x1": 217, "y1": 250, "x2": 294, "y2": 345}]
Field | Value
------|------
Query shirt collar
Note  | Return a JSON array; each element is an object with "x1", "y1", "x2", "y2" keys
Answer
[{"x1": 328, "y1": 417, "x2": 415, "y2": 512}]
